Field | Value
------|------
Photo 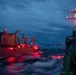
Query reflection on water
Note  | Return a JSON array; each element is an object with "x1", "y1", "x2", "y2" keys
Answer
[{"x1": 0, "y1": 56, "x2": 63, "y2": 75}]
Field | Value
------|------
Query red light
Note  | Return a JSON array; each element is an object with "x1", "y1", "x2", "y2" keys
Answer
[
  {"x1": 33, "y1": 52, "x2": 42, "y2": 57},
  {"x1": 20, "y1": 44, "x2": 25, "y2": 48},
  {"x1": 8, "y1": 47, "x2": 14, "y2": 50},
  {"x1": 51, "y1": 55, "x2": 61, "y2": 59},
  {"x1": 33, "y1": 53, "x2": 40, "y2": 57},
  {"x1": 6, "y1": 57, "x2": 15, "y2": 63},
  {"x1": 22, "y1": 44, "x2": 25, "y2": 48},
  {"x1": 33, "y1": 45, "x2": 39, "y2": 50},
  {"x1": 18, "y1": 45, "x2": 20, "y2": 48}
]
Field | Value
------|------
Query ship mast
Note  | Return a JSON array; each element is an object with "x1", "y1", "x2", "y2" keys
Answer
[{"x1": 66, "y1": 8, "x2": 76, "y2": 27}]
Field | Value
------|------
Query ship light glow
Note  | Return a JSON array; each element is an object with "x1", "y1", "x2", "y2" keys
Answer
[
  {"x1": 33, "y1": 45, "x2": 39, "y2": 50},
  {"x1": 8, "y1": 47, "x2": 14, "y2": 50},
  {"x1": 74, "y1": 13, "x2": 76, "y2": 18},
  {"x1": 6, "y1": 57, "x2": 15, "y2": 63}
]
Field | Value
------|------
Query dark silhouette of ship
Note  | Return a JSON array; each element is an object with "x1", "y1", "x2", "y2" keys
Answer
[{"x1": 61, "y1": 8, "x2": 76, "y2": 75}]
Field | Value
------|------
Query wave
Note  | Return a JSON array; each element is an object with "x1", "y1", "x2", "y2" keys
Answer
[{"x1": 1, "y1": 57, "x2": 63, "y2": 75}]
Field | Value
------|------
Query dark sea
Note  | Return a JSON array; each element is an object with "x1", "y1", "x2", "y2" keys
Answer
[{"x1": 0, "y1": 49, "x2": 64, "y2": 75}]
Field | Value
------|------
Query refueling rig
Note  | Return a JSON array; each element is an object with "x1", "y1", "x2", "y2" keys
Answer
[
  {"x1": 0, "y1": 29, "x2": 42, "y2": 59},
  {"x1": 61, "y1": 9, "x2": 76, "y2": 75}
]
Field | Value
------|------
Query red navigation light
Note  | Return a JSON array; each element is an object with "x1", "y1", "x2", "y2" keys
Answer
[
  {"x1": 33, "y1": 45, "x2": 39, "y2": 50},
  {"x1": 6, "y1": 57, "x2": 15, "y2": 63}
]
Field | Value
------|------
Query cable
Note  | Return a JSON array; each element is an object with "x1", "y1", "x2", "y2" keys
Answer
[
  {"x1": 35, "y1": 39, "x2": 55, "y2": 46},
  {"x1": 71, "y1": 56, "x2": 76, "y2": 65},
  {"x1": 35, "y1": 39, "x2": 62, "y2": 46}
]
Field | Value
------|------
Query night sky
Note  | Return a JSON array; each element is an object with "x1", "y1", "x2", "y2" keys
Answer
[{"x1": 0, "y1": 0, "x2": 76, "y2": 48}]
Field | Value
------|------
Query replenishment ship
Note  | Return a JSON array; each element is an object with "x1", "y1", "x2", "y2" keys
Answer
[{"x1": 0, "y1": 29, "x2": 42, "y2": 59}]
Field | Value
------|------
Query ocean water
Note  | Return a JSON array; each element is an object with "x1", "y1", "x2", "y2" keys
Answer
[{"x1": 0, "y1": 55, "x2": 63, "y2": 75}]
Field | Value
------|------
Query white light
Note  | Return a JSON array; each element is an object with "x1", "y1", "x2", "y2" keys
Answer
[{"x1": 74, "y1": 13, "x2": 76, "y2": 18}]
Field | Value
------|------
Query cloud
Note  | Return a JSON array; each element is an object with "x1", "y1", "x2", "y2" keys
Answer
[{"x1": 0, "y1": 0, "x2": 76, "y2": 46}]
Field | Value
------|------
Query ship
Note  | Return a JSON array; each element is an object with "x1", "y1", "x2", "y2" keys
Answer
[
  {"x1": 61, "y1": 9, "x2": 76, "y2": 75},
  {"x1": 0, "y1": 29, "x2": 42, "y2": 59}
]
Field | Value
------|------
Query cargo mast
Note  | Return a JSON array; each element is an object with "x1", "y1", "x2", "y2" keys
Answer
[{"x1": 66, "y1": 8, "x2": 76, "y2": 27}]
